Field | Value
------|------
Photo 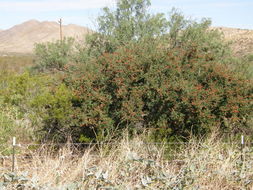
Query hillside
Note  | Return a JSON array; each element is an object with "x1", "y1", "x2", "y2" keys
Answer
[
  {"x1": 0, "y1": 20, "x2": 91, "y2": 54},
  {"x1": 0, "y1": 19, "x2": 252, "y2": 56},
  {"x1": 215, "y1": 27, "x2": 253, "y2": 56}
]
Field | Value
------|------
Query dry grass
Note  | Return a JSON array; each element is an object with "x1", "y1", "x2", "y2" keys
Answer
[
  {"x1": 0, "y1": 55, "x2": 34, "y2": 73},
  {"x1": 1, "y1": 134, "x2": 253, "y2": 189}
]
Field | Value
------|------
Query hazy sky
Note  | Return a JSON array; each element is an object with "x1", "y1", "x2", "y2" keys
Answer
[{"x1": 0, "y1": 0, "x2": 252, "y2": 30}]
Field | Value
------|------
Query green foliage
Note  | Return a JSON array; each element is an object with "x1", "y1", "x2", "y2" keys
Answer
[
  {"x1": 31, "y1": 84, "x2": 75, "y2": 142},
  {"x1": 224, "y1": 53, "x2": 253, "y2": 80},
  {"x1": 66, "y1": 39, "x2": 252, "y2": 141},
  {"x1": 0, "y1": 72, "x2": 49, "y2": 111},
  {"x1": 33, "y1": 38, "x2": 75, "y2": 72},
  {"x1": 166, "y1": 9, "x2": 230, "y2": 60},
  {"x1": 245, "y1": 54, "x2": 253, "y2": 78},
  {"x1": 247, "y1": 54, "x2": 253, "y2": 62},
  {"x1": 0, "y1": 99, "x2": 34, "y2": 152},
  {"x1": 62, "y1": 64, "x2": 115, "y2": 142},
  {"x1": 86, "y1": 0, "x2": 168, "y2": 56},
  {"x1": 4, "y1": 0, "x2": 250, "y2": 144},
  {"x1": 0, "y1": 71, "x2": 53, "y2": 144},
  {"x1": 28, "y1": 0, "x2": 252, "y2": 143},
  {"x1": 0, "y1": 111, "x2": 14, "y2": 146}
]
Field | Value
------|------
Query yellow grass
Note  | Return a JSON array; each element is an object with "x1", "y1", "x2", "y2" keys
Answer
[{"x1": 1, "y1": 134, "x2": 253, "y2": 189}]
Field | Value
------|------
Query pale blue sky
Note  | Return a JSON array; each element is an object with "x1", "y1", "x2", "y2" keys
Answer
[{"x1": 0, "y1": 0, "x2": 252, "y2": 30}]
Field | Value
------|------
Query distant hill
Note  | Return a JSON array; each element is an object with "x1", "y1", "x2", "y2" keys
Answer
[
  {"x1": 0, "y1": 20, "x2": 91, "y2": 54},
  {"x1": 214, "y1": 27, "x2": 253, "y2": 56},
  {"x1": 0, "y1": 21, "x2": 252, "y2": 56}
]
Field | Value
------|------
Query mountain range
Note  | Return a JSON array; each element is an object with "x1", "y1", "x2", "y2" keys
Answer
[
  {"x1": 0, "y1": 20, "x2": 252, "y2": 56},
  {"x1": 0, "y1": 20, "x2": 90, "y2": 54},
  {"x1": 215, "y1": 27, "x2": 253, "y2": 56}
]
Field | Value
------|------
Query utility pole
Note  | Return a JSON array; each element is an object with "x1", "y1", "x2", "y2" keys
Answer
[{"x1": 58, "y1": 18, "x2": 63, "y2": 42}]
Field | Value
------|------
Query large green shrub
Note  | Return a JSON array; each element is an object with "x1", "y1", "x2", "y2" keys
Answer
[
  {"x1": 63, "y1": 40, "x2": 252, "y2": 142},
  {"x1": 29, "y1": 0, "x2": 252, "y2": 143}
]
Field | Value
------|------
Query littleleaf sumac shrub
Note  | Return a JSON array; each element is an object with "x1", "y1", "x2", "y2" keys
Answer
[
  {"x1": 29, "y1": 0, "x2": 253, "y2": 143},
  {"x1": 67, "y1": 40, "x2": 252, "y2": 142}
]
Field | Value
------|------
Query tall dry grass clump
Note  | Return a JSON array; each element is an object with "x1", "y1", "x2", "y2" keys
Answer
[{"x1": 1, "y1": 134, "x2": 253, "y2": 189}]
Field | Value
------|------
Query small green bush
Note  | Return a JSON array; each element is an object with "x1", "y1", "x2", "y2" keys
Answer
[
  {"x1": 0, "y1": 72, "x2": 49, "y2": 111},
  {"x1": 0, "y1": 71, "x2": 54, "y2": 143},
  {"x1": 31, "y1": 83, "x2": 76, "y2": 142},
  {"x1": 33, "y1": 38, "x2": 75, "y2": 72}
]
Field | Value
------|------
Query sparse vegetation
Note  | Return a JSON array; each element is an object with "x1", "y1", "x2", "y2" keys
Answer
[
  {"x1": 0, "y1": 55, "x2": 34, "y2": 73},
  {"x1": 1, "y1": 134, "x2": 253, "y2": 189}
]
